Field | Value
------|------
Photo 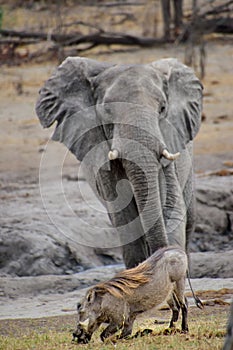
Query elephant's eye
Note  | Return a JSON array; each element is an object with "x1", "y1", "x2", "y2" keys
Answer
[{"x1": 159, "y1": 104, "x2": 166, "y2": 114}]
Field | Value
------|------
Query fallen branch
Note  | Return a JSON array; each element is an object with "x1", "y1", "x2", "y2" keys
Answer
[
  {"x1": 199, "y1": 0, "x2": 233, "y2": 18},
  {"x1": 0, "y1": 29, "x2": 73, "y2": 43},
  {"x1": 194, "y1": 17, "x2": 233, "y2": 34},
  {"x1": 62, "y1": 32, "x2": 165, "y2": 47},
  {"x1": 0, "y1": 38, "x2": 39, "y2": 46},
  {"x1": 0, "y1": 29, "x2": 165, "y2": 47},
  {"x1": 90, "y1": 1, "x2": 145, "y2": 7}
]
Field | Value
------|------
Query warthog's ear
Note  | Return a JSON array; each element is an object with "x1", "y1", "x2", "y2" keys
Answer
[{"x1": 87, "y1": 289, "x2": 97, "y2": 303}]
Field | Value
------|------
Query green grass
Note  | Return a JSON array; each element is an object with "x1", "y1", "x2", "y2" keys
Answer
[{"x1": 0, "y1": 305, "x2": 229, "y2": 350}]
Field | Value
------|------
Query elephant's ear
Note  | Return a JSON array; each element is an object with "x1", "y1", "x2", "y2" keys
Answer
[
  {"x1": 152, "y1": 58, "x2": 203, "y2": 154},
  {"x1": 36, "y1": 57, "x2": 114, "y2": 163}
]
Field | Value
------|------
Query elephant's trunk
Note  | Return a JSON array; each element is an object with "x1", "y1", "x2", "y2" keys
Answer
[
  {"x1": 122, "y1": 154, "x2": 168, "y2": 254},
  {"x1": 108, "y1": 112, "x2": 176, "y2": 254}
]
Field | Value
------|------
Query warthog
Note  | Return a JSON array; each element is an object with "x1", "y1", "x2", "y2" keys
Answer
[{"x1": 73, "y1": 246, "x2": 191, "y2": 343}]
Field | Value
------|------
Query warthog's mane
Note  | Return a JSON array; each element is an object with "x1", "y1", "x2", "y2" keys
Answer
[{"x1": 93, "y1": 246, "x2": 179, "y2": 299}]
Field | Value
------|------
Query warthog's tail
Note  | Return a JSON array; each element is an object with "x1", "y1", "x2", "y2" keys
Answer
[{"x1": 187, "y1": 270, "x2": 204, "y2": 309}]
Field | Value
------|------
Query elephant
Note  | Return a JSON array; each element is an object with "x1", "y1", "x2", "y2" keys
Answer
[{"x1": 36, "y1": 57, "x2": 203, "y2": 269}]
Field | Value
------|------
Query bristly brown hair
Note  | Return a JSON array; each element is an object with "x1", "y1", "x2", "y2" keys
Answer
[
  {"x1": 93, "y1": 260, "x2": 152, "y2": 299},
  {"x1": 92, "y1": 246, "x2": 183, "y2": 299}
]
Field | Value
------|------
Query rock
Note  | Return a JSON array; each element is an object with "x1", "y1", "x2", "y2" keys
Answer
[
  {"x1": 0, "y1": 178, "x2": 122, "y2": 277},
  {"x1": 190, "y1": 251, "x2": 233, "y2": 278},
  {"x1": 0, "y1": 229, "x2": 83, "y2": 276},
  {"x1": 0, "y1": 265, "x2": 124, "y2": 299},
  {"x1": 191, "y1": 175, "x2": 233, "y2": 252}
]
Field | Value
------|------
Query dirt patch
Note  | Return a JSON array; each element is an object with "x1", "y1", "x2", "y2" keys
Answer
[{"x1": 0, "y1": 314, "x2": 75, "y2": 338}]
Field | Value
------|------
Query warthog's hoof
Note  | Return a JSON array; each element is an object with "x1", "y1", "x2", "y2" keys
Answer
[
  {"x1": 72, "y1": 326, "x2": 91, "y2": 344},
  {"x1": 133, "y1": 329, "x2": 153, "y2": 338}
]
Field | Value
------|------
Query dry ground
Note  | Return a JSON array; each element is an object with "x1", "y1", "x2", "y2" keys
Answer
[
  {"x1": 0, "y1": 302, "x2": 230, "y2": 350},
  {"x1": 0, "y1": 1, "x2": 232, "y2": 349}
]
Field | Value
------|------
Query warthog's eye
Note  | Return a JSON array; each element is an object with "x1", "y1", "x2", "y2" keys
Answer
[
  {"x1": 86, "y1": 290, "x2": 96, "y2": 303},
  {"x1": 77, "y1": 303, "x2": 81, "y2": 310}
]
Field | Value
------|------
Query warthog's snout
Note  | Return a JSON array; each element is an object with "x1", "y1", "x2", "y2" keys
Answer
[
  {"x1": 72, "y1": 327, "x2": 91, "y2": 344},
  {"x1": 79, "y1": 318, "x2": 90, "y2": 330}
]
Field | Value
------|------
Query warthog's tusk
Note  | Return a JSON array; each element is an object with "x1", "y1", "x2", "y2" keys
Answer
[
  {"x1": 108, "y1": 149, "x2": 119, "y2": 160},
  {"x1": 162, "y1": 149, "x2": 180, "y2": 161},
  {"x1": 79, "y1": 319, "x2": 89, "y2": 330}
]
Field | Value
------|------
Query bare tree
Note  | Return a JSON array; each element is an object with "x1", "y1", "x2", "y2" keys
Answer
[
  {"x1": 184, "y1": 0, "x2": 207, "y2": 79},
  {"x1": 161, "y1": 0, "x2": 183, "y2": 40},
  {"x1": 184, "y1": 0, "x2": 233, "y2": 79},
  {"x1": 0, "y1": 0, "x2": 232, "y2": 65},
  {"x1": 54, "y1": 0, "x2": 65, "y2": 63}
]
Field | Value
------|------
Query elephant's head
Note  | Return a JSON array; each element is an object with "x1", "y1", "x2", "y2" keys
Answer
[{"x1": 36, "y1": 57, "x2": 202, "y2": 265}]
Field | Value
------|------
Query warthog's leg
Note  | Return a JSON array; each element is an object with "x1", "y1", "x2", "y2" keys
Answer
[
  {"x1": 167, "y1": 293, "x2": 180, "y2": 328},
  {"x1": 180, "y1": 298, "x2": 188, "y2": 333},
  {"x1": 100, "y1": 323, "x2": 121, "y2": 341},
  {"x1": 120, "y1": 314, "x2": 137, "y2": 339},
  {"x1": 88, "y1": 319, "x2": 102, "y2": 336},
  {"x1": 174, "y1": 277, "x2": 189, "y2": 333}
]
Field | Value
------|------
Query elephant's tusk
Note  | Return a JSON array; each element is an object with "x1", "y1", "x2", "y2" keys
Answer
[
  {"x1": 162, "y1": 149, "x2": 180, "y2": 161},
  {"x1": 108, "y1": 149, "x2": 119, "y2": 160}
]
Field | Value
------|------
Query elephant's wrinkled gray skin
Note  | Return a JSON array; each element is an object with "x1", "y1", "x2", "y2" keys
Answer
[{"x1": 36, "y1": 57, "x2": 202, "y2": 269}]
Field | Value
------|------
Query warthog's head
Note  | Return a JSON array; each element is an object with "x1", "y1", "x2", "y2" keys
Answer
[
  {"x1": 73, "y1": 289, "x2": 102, "y2": 343},
  {"x1": 77, "y1": 288, "x2": 103, "y2": 333}
]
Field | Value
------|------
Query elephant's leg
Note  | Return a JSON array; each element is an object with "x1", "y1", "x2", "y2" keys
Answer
[
  {"x1": 175, "y1": 144, "x2": 196, "y2": 252},
  {"x1": 183, "y1": 174, "x2": 196, "y2": 253},
  {"x1": 162, "y1": 163, "x2": 186, "y2": 249},
  {"x1": 109, "y1": 198, "x2": 149, "y2": 268},
  {"x1": 122, "y1": 237, "x2": 149, "y2": 268},
  {"x1": 96, "y1": 162, "x2": 149, "y2": 268}
]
